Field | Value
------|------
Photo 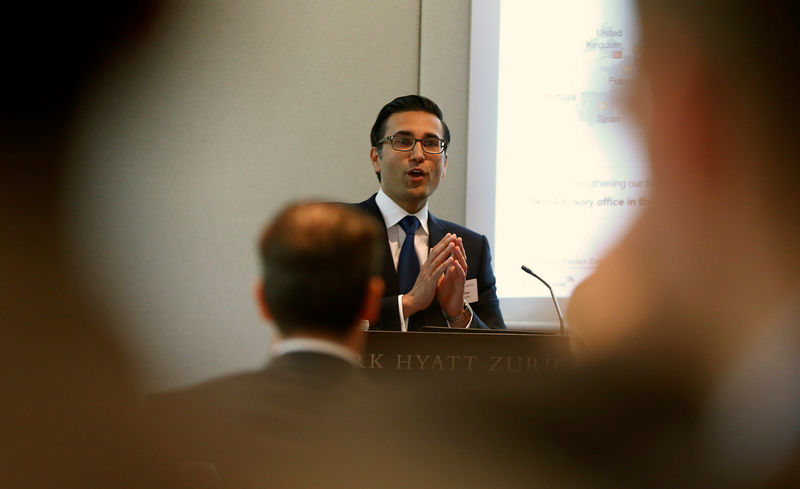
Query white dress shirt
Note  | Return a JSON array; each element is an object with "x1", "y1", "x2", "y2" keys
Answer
[{"x1": 272, "y1": 336, "x2": 361, "y2": 367}]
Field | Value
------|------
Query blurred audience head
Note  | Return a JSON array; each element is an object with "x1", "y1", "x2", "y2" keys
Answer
[
  {"x1": 257, "y1": 202, "x2": 384, "y2": 342},
  {"x1": 2, "y1": 3, "x2": 170, "y2": 489},
  {"x1": 569, "y1": 0, "x2": 800, "y2": 370}
]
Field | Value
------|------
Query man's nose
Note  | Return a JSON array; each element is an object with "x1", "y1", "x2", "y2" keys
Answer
[{"x1": 409, "y1": 140, "x2": 425, "y2": 160}]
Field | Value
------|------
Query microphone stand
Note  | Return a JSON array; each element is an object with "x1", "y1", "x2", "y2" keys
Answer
[{"x1": 521, "y1": 265, "x2": 566, "y2": 335}]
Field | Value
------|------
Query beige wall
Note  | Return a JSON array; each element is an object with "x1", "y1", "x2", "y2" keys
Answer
[
  {"x1": 65, "y1": 0, "x2": 472, "y2": 390},
  {"x1": 420, "y1": 0, "x2": 472, "y2": 222}
]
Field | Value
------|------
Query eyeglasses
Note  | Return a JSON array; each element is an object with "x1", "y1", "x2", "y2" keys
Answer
[{"x1": 377, "y1": 134, "x2": 447, "y2": 154}]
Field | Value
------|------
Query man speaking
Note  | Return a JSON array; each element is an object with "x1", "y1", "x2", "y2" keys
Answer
[{"x1": 356, "y1": 95, "x2": 505, "y2": 331}]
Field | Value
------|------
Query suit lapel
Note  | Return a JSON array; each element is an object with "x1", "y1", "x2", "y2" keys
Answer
[
  {"x1": 427, "y1": 212, "x2": 446, "y2": 250},
  {"x1": 361, "y1": 194, "x2": 400, "y2": 295}
]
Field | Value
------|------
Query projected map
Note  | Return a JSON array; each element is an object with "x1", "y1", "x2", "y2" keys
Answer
[{"x1": 493, "y1": 0, "x2": 646, "y2": 299}]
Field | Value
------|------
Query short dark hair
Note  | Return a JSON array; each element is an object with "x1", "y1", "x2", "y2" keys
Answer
[
  {"x1": 370, "y1": 95, "x2": 451, "y2": 182},
  {"x1": 258, "y1": 202, "x2": 383, "y2": 337}
]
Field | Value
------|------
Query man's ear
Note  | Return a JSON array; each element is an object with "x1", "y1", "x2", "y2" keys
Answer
[
  {"x1": 370, "y1": 147, "x2": 382, "y2": 175},
  {"x1": 358, "y1": 276, "x2": 385, "y2": 324},
  {"x1": 254, "y1": 281, "x2": 272, "y2": 321},
  {"x1": 441, "y1": 153, "x2": 448, "y2": 179}
]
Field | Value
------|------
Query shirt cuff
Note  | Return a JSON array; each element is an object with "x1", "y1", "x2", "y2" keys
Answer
[{"x1": 397, "y1": 295, "x2": 407, "y2": 332}]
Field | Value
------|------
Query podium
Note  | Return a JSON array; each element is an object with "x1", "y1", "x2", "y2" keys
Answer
[{"x1": 362, "y1": 330, "x2": 573, "y2": 378}]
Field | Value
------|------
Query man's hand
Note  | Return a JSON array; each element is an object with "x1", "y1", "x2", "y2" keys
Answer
[
  {"x1": 437, "y1": 237, "x2": 469, "y2": 325},
  {"x1": 401, "y1": 234, "x2": 457, "y2": 318}
]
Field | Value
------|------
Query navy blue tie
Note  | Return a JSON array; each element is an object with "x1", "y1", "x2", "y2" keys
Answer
[{"x1": 397, "y1": 215, "x2": 421, "y2": 294}]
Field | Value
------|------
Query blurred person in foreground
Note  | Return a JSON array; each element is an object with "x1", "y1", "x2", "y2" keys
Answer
[
  {"x1": 145, "y1": 202, "x2": 387, "y2": 488},
  {"x1": 560, "y1": 0, "x2": 800, "y2": 487},
  {"x1": 1, "y1": 3, "x2": 178, "y2": 489}
]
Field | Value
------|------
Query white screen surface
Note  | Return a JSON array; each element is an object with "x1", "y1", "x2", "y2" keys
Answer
[{"x1": 467, "y1": 0, "x2": 646, "y2": 328}]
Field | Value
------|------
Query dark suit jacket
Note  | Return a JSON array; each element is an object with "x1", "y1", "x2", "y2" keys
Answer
[
  {"x1": 145, "y1": 352, "x2": 371, "y2": 488},
  {"x1": 356, "y1": 193, "x2": 505, "y2": 331}
]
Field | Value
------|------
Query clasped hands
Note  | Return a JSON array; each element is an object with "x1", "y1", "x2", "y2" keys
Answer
[{"x1": 401, "y1": 233, "x2": 470, "y2": 327}]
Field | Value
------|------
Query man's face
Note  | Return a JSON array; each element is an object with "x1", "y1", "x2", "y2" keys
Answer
[{"x1": 370, "y1": 110, "x2": 448, "y2": 214}]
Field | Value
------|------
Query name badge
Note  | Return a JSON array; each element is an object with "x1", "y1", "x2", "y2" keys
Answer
[{"x1": 463, "y1": 278, "x2": 478, "y2": 303}]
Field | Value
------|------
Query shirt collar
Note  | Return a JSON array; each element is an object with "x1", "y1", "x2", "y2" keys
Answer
[
  {"x1": 375, "y1": 188, "x2": 429, "y2": 233},
  {"x1": 272, "y1": 336, "x2": 361, "y2": 367}
]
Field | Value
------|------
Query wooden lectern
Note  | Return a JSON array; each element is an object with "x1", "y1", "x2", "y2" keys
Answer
[{"x1": 362, "y1": 330, "x2": 573, "y2": 379}]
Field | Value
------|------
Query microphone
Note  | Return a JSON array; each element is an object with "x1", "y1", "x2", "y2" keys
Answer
[{"x1": 521, "y1": 265, "x2": 566, "y2": 335}]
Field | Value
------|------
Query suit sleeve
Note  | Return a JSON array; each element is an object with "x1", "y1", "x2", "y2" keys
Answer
[
  {"x1": 467, "y1": 235, "x2": 506, "y2": 330},
  {"x1": 372, "y1": 296, "x2": 403, "y2": 331}
]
